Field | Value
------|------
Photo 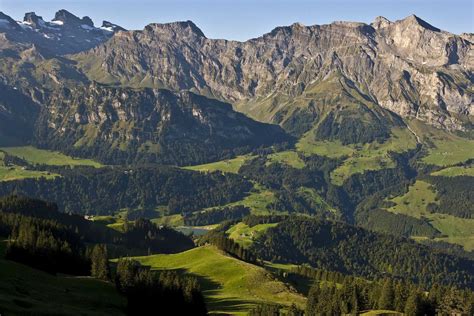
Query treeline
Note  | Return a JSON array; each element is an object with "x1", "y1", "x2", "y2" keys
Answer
[
  {"x1": 315, "y1": 109, "x2": 393, "y2": 145},
  {"x1": 242, "y1": 214, "x2": 288, "y2": 227},
  {"x1": 121, "y1": 219, "x2": 194, "y2": 254},
  {"x1": 0, "y1": 195, "x2": 194, "y2": 274},
  {"x1": 0, "y1": 166, "x2": 252, "y2": 215},
  {"x1": 425, "y1": 175, "x2": 474, "y2": 218},
  {"x1": 351, "y1": 169, "x2": 444, "y2": 239},
  {"x1": 356, "y1": 207, "x2": 441, "y2": 238},
  {"x1": 305, "y1": 274, "x2": 474, "y2": 315},
  {"x1": 115, "y1": 258, "x2": 207, "y2": 315},
  {"x1": 199, "y1": 231, "x2": 257, "y2": 264},
  {"x1": 250, "y1": 217, "x2": 474, "y2": 289},
  {"x1": 183, "y1": 206, "x2": 250, "y2": 226},
  {"x1": 4, "y1": 215, "x2": 90, "y2": 275}
]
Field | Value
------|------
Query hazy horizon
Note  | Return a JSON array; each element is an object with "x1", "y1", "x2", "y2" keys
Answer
[{"x1": 1, "y1": 0, "x2": 472, "y2": 41}]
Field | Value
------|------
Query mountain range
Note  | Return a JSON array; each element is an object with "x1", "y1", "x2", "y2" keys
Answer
[{"x1": 0, "y1": 9, "x2": 472, "y2": 165}]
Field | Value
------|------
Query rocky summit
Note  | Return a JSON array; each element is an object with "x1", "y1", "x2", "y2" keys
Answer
[{"x1": 74, "y1": 14, "x2": 473, "y2": 132}]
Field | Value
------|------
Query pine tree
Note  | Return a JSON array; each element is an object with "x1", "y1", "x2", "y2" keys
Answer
[
  {"x1": 90, "y1": 244, "x2": 110, "y2": 281},
  {"x1": 306, "y1": 282, "x2": 320, "y2": 316},
  {"x1": 405, "y1": 288, "x2": 421, "y2": 316},
  {"x1": 378, "y1": 278, "x2": 395, "y2": 310}
]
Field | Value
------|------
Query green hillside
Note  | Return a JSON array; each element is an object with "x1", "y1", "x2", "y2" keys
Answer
[
  {"x1": 132, "y1": 245, "x2": 306, "y2": 315},
  {"x1": 386, "y1": 180, "x2": 474, "y2": 251},
  {"x1": 408, "y1": 121, "x2": 474, "y2": 167},
  {"x1": 0, "y1": 240, "x2": 125, "y2": 315}
]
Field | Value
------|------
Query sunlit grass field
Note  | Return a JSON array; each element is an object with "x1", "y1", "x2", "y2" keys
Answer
[
  {"x1": 182, "y1": 155, "x2": 254, "y2": 174},
  {"x1": 133, "y1": 245, "x2": 306, "y2": 315}
]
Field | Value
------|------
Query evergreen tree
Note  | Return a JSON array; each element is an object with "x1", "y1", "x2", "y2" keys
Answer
[
  {"x1": 287, "y1": 303, "x2": 303, "y2": 316},
  {"x1": 378, "y1": 278, "x2": 395, "y2": 310},
  {"x1": 405, "y1": 288, "x2": 421, "y2": 316},
  {"x1": 90, "y1": 244, "x2": 110, "y2": 280},
  {"x1": 305, "y1": 282, "x2": 320, "y2": 315}
]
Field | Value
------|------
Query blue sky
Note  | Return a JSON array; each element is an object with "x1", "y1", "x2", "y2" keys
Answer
[{"x1": 1, "y1": 0, "x2": 472, "y2": 40}]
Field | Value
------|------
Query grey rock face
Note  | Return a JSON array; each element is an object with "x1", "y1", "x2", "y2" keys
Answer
[{"x1": 76, "y1": 15, "x2": 473, "y2": 131}]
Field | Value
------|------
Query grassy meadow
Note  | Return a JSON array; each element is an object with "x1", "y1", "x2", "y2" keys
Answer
[
  {"x1": 226, "y1": 222, "x2": 278, "y2": 248},
  {"x1": 386, "y1": 180, "x2": 474, "y2": 251},
  {"x1": 182, "y1": 155, "x2": 254, "y2": 174},
  {"x1": 133, "y1": 245, "x2": 306, "y2": 315},
  {"x1": 0, "y1": 146, "x2": 103, "y2": 167}
]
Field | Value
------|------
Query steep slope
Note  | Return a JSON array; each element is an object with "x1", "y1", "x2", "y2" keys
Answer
[
  {"x1": 33, "y1": 84, "x2": 290, "y2": 165},
  {"x1": 74, "y1": 15, "x2": 473, "y2": 131}
]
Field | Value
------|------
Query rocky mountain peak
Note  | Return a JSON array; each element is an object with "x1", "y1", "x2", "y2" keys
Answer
[
  {"x1": 0, "y1": 10, "x2": 126, "y2": 55},
  {"x1": 144, "y1": 20, "x2": 205, "y2": 38},
  {"x1": 23, "y1": 12, "x2": 45, "y2": 28},
  {"x1": 0, "y1": 12, "x2": 21, "y2": 30},
  {"x1": 53, "y1": 9, "x2": 94, "y2": 27},
  {"x1": 372, "y1": 16, "x2": 392, "y2": 29},
  {"x1": 101, "y1": 21, "x2": 125, "y2": 32},
  {"x1": 397, "y1": 14, "x2": 441, "y2": 32}
]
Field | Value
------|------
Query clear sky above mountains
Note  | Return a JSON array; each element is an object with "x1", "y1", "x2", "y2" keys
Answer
[{"x1": 1, "y1": 0, "x2": 472, "y2": 40}]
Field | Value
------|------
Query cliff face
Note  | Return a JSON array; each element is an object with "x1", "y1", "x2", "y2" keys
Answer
[
  {"x1": 75, "y1": 15, "x2": 473, "y2": 131},
  {"x1": 33, "y1": 84, "x2": 290, "y2": 165}
]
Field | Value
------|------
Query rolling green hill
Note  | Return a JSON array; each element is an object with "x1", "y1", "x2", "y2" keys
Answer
[{"x1": 132, "y1": 245, "x2": 306, "y2": 315}]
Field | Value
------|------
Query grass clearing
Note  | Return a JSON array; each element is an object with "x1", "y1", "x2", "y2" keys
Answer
[
  {"x1": 322, "y1": 128, "x2": 416, "y2": 185},
  {"x1": 227, "y1": 222, "x2": 278, "y2": 248},
  {"x1": 409, "y1": 121, "x2": 474, "y2": 167},
  {"x1": 296, "y1": 128, "x2": 417, "y2": 185},
  {"x1": 182, "y1": 155, "x2": 255, "y2": 174},
  {"x1": 386, "y1": 181, "x2": 474, "y2": 251},
  {"x1": 266, "y1": 151, "x2": 305, "y2": 169},
  {"x1": 0, "y1": 166, "x2": 58, "y2": 182},
  {"x1": 0, "y1": 146, "x2": 103, "y2": 167},
  {"x1": 431, "y1": 165, "x2": 474, "y2": 177},
  {"x1": 386, "y1": 181, "x2": 437, "y2": 218},
  {"x1": 133, "y1": 246, "x2": 305, "y2": 315},
  {"x1": 224, "y1": 183, "x2": 278, "y2": 215},
  {"x1": 151, "y1": 214, "x2": 184, "y2": 227},
  {"x1": 296, "y1": 187, "x2": 339, "y2": 216},
  {"x1": 297, "y1": 137, "x2": 354, "y2": 158}
]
